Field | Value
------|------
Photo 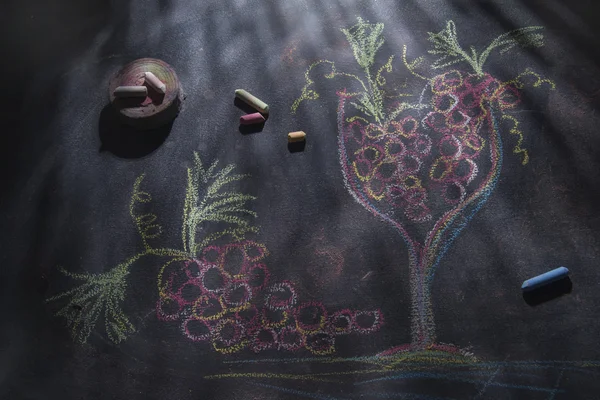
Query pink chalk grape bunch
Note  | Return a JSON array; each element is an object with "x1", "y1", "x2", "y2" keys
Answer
[
  {"x1": 156, "y1": 240, "x2": 383, "y2": 354},
  {"x1": 342, "y1": 70, "x2": 521, "y2": 226}
]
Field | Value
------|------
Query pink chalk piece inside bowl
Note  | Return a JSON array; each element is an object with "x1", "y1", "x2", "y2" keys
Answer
[{"x1": 109, "y1": 58, "x2": 183, "y2": 130}]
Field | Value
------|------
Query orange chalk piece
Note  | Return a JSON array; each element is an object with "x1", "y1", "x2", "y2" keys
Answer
[
  {"x1": 288, "y1": 131, "x2": 306, "y2": 143},
  {"x1": 240, "y1": 112, "x2": 266, "y2": 125},
  {"x1": 144, "y1": 71, "x2": 166, "y2": 94},
  {"x1": 114, "y1": 86, "x2": 148, "y2": 98}
]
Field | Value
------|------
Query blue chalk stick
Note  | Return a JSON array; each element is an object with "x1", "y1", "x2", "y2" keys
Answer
[{"x1": 521, "y1": 267, "x2": 569, "y2": 292}]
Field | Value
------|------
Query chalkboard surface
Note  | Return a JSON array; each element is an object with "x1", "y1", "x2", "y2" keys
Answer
[{"x1": 2, "y1": 0, "x2": 600, "y2": 398}]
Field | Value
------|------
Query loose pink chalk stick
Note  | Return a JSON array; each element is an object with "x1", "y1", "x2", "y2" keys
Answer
[{"x1": 240, "y1": 112, "x2": 266, "y2": 125}]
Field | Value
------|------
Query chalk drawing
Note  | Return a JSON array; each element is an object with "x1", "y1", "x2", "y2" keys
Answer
[
  {"x1": 47, "y1": 152, "x2": 383, "y2": 352},
  {"x1": 45, "y1": 16, "x2": 597, "y2": 399},
  {"x1": 208, "y1": 356, "x2": 600, "y2": 400},
  {"x1": 292, "y1": 17, "x2": 555, "y2": 359}
]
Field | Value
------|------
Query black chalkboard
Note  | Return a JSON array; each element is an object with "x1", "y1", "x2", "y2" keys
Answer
[{"x1": 3, "y1": 0, "x2": 600, "y2": 398}]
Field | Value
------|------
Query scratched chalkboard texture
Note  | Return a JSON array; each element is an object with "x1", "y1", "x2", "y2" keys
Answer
[{"x1": 2, "y1": 0, "x2": 600, "y2": 399}]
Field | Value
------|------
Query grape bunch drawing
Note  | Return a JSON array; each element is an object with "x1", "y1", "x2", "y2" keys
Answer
[
  {"x1": 47, "y1": 153, "x2": 382, "y2": 354},
  {"x1": 293, "y1": 18, "x2": 554, "y2": 358},
  {"x1": 156, "y1": 239, "x2": 383, "y2": 355}
]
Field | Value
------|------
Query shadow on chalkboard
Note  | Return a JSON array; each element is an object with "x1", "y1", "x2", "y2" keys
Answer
[
  {"x1": 288, "y1": 141, "x2": 306, "y2": 153},
  {"x1": 522, "y1": 277, "x2": 573, "y2": 306},
  {"x1": 98, "y1": 105, "x2": 172, "y2": 158},
  {"x1": 234, "y1": 97, "x2": 255, "y2": 113},
  {"x1": 239, "y1": 122, "x2": 265, "y2": 135}
]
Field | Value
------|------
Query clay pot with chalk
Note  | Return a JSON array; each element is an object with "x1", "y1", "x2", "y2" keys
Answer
[{"x1": 108, "y1": 58, "x2": 183, "y2": 130}]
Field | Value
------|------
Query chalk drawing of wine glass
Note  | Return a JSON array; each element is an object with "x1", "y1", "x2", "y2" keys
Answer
[{"x1": 293, "y1": 18, "x2": 554, "y2": 361}]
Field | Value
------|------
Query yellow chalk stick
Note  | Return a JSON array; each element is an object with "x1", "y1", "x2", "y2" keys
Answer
[{"x1": 235, "y1": 89, "x2": 269, "y2": 114}]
